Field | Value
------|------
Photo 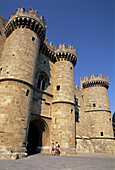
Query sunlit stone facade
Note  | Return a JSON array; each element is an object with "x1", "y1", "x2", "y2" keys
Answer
[{"x1": 0, "y1": 8, "x2": 114, "y2": 159}]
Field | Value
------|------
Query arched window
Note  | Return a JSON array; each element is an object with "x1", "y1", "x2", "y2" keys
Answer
[{"x1": 37, "y1": 72, "x2": 49, "y2": 91}]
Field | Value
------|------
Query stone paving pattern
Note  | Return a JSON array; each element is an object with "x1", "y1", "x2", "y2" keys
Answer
[{"x1": 0, "y1": 153, "x2": 115, "y2": 170}]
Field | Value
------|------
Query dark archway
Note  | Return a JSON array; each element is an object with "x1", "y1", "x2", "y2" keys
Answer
[
  {"x1": 27, "y1": 118, "x2": 49, "y2": 155},
  {"x1": 27, "y1": 124, "x2": 41, "y2": 155}
]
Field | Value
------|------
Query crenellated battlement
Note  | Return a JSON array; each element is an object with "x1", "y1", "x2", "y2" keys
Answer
[
  {"x1": 55, "y1": 44, "x2": 77, "y2": 67},
  {"x1": 55, "y1": 43, "x2": 77, "y2": 56},
  {"x1": 39, "y1": 38, "x2": 56, "y2": 63},
  {"x1": 39, "y1": 41, "x2": 77, "y2": 66},
  {"x1": 80, "y1": 74, "x2": 109, "y2": 89},
  {"x1": 5, "y1": 7, "x2": 47, "y2": 42}
]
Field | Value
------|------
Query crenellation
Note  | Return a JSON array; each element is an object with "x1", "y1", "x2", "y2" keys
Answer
[
  {"x1": 5, "y1": 8, "x2": 46, "y2": 42},
  {"x1": 55, "y1": 44, "x2": 77, "y2": 66},
  {"x1": 29, "y1": 8, "x2": 38, "y2": 16},
  {"x1": 90, "y1": 74, "x2": 95, "y2": 79},
  {"x1": 0, "y1": 7, "x2": 114, "y2": 159},
  {"x1": 16, "y1": 7, "x2": 25, "y2": 13},
  {"x1": 97, "y1": 74, "x2": 102, "y2": 78},
  {"x1": 80, "y1": 74, "x2": 109, "y2": 89},
  {"x1": 49, "y1": 42, "x2": 57, "y2": 51},
  {"x1": 84, "y1": 75, "x2": 89, "y2": 81},
  {"x1": 103, "y1": 75, "x2": 109, "y2": 81}
]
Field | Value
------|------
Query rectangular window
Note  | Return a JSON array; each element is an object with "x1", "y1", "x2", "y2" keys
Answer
[
  {"x1": 57, "y1": 85, "x2": 60, "y2": 91},
  {"x1": 26, "y1": 89, "x2": 30, "y2": 96},
  {"x1": 0, "y1": 67, "x2": 2, "y2": 73},
  {"x1": 100, "y1": 132, "x2": 103, "y2": 136},
  {"x1": 71, "y1": 109, "x2": 73, "y2": 114},
  {"x1": 93, "y1": 103, "x2": 96, "y2": 107},
  {"x1": 32, "y1": 36, "x2": 35, "y2": 41}
]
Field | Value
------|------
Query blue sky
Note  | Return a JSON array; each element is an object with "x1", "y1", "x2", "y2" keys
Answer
[{"x1": 0, "y1": 0, "x2": 115, "y2": 116}]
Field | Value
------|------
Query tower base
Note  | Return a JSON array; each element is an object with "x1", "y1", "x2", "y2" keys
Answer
[
  {"x1": 40, "y1": 147, "x2": 77, "y2": 156},
  {"x1": 60, "y1": 148, "x2": 77, "y2": 156},
  {"x1": 0, "y1": 152, "x2": 27, "y2": 160},
  {"x1": 76, "y1": 137, "x2": 115, "y2": 154}
]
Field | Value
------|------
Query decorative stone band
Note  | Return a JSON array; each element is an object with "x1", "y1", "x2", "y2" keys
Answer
[
  {"x1": 52, "y1": 101, "x2": 75, "y2": 106},
  {"x1": 80, "y1": 74, "x2": 109, "y2": 89},
  {"x1": 0, "y1": 78, "x2": 53, "y2": 98},
  {"x1": 40, "y1": 41, "x2": 77, "y2": 67},
  {"x1": 4, "y1": 8, "x2": 46, "y2": 42},
  {"x1": 76, "y1": 137, "x2": 115, "y2": 140},
  {"x1": 85, "y1": 109, "x2": 111, "y2": 113},
  {"x1": 31, "y1": 113, "x2": 52, "y2": 120}
]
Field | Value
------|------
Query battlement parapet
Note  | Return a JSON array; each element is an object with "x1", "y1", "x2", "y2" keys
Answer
[
  {"x1": 55, "y1": 43, "x2": 77, "y2": 56},
  {"x1": 5, "y1": 7, "x2": 46, "y2": 42},
  {"x1": 40, "y1": 42, "x2": 77, "y2": 66},
  {"x1": 55, "y1": 44, "x2": 77, "y2": 67},
  {"x1": 39, "y1": 38, "x2": 56, "y2": 63},
  {"x1": 80, "y1": 74, "x2": 109, "y2": 89}
]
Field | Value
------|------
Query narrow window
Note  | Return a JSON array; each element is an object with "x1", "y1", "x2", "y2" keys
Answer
[
  {"x1": 57, "y1": 85, "x2": 60, "y2": 91},
  {"x1": 37, "y1": 78, "x2": 41, "y2": 89},
  {"x1": 32, "y1": 36, "x2": 35, "y2": 41},
  {"x1": 44, "y1": 61, "x2": 46, "y2": 64},
  {"x1": 26, "y1": 89, "x2": 30, "y2": 96},
  {"x1": 70, "y1": 67, "x2": 72, "y2": 70},
  {"x1": 0, "y1": 67, "x2": 2, "y2": 73},
  {"x1": 71, "y1": 109, "x2": 73, "y2": 114},
  {"x1": 93, "y1": 103, "x2": 96, "y2": 107},
  {"x1": 0, "y1": 31, "x2": 2, "y2": 36},
  {"x1": 42, "y1": 81, "x2": 45, "y2": 90},
  {"x1": 100, "y1": 132, "x2": 103, "y2": 136}
]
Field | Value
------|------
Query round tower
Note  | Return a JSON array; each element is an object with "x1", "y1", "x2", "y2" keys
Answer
[
  {"x1": 51, "y1": 44, "x2": 77, "y2": 155},
  {"x1": 80, "y1": 74, "x2": 114, "y2": 138},
  {"x1": 0, "y1": 8, "x2": 46, "y2": 159}
]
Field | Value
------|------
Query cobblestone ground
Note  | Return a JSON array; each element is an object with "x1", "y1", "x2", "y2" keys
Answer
[{"x1": 0, "y1": 153, "x2": 115, "y2": 170}]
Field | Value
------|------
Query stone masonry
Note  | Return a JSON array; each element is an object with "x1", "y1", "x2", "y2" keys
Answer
[{"x1": 0, "y1": 8, "x2": 114, "y2": 159}]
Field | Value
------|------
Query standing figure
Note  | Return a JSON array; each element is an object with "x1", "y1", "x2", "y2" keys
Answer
[
  {"x1": 55, "y1": 142, "x2": 60, "y2": 155},
  {"x1": 51, "y1": 143, "x2": 55, "y2": 155}
]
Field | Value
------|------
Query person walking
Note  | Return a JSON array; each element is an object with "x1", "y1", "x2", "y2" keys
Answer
[
  {"x1": 55, "y1": 142, "x2": 60, "y2": 155},
  {"x1": 51, "y1": 143, "x2": 55, "y2": 155}
]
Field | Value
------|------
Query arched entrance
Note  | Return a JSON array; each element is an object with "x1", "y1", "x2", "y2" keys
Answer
[{"x1": 27, "y1": 117, "x2": 49, "y2": 155}]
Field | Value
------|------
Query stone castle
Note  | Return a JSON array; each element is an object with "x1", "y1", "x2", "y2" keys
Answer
[{"x1": 0, "y1": 8, "x2": 114, "y2": 159}]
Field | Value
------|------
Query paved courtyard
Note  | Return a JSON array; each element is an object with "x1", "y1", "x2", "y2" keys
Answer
[{"x1": 0, "y1": 153, "x2": 115, "y2": 170}]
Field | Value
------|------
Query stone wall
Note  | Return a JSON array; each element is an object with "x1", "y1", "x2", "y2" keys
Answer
[
  {"x1": 0, "y1": 15, "x2": 7, "y2": 60},
  {"x1": 76, "y1": 138, "x2": 115, "y2": 154},
  {"x1": 51, "y1": 59, "x2": 76, "y2": 155},
  {"x1": 0, "y1": 28, "x2": 40, "y2": 84},
  {"x1": 0, "y1": 81, "x2": 33, "y2": 159},
  {"x1": 82, "y1": 85, "x2": 113, "y2": 137}
]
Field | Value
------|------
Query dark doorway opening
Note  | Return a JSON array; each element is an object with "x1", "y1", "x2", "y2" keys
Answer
[{"x1": 27, "y1": 124, "x2": 42, "y2": 155}]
